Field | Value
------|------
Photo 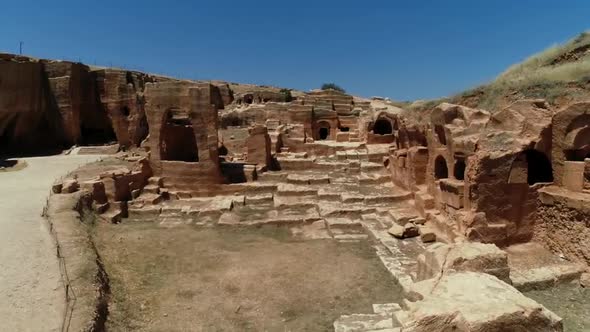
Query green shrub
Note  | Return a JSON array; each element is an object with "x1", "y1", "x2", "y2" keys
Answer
[
  {"x1": 279, "y1": 88, "x2": 293, "y2": 102},
  {"x1": 320, "y1": 83, "x2": 346, "y2": 93}
]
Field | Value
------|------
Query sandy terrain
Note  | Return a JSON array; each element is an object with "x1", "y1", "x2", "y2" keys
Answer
[{"x1": 0, "y1": 154, "x2": 102, "y2": 332}]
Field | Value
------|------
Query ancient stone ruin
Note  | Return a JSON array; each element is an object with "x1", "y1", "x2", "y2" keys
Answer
[{"x1": 3, "y1": 52, "x2": 590, "y2": 331}]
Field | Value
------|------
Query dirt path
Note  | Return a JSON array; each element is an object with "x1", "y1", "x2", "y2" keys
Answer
[{"x1": 0, "y1": 154, "x2": 103, "y2": 332}]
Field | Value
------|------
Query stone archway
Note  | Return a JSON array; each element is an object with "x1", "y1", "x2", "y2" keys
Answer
[
  {"x1": 373, "y1": 118, "x2": 393, "y2": 135},
  {"x1": 434, "y1": 155, "x2": 449, "y2": 179},
  {"x1": 564, "y1": 125, "x2": 590, "y2": 161},
  {"x1": 454, "y1": 159, "x2": 466, "y2": 180}
]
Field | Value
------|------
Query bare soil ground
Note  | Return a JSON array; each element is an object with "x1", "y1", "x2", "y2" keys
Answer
[
  {"x1": 93, "y1": 223, "x2": 401, "y2": 331},
  {"x1": 524, "y1": 284, "x2": 590, "y2": 332},
  {"x1": 0, "y1": 154, "x2": 102, "y2": 332}
]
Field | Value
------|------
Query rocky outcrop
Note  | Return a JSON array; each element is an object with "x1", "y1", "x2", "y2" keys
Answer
[
  {"x1": 0, "y1": 53, "x2": 169, "y2": 154},
  {"x1": 0, "y1": 54, "x2": 63, "y2": 152}
]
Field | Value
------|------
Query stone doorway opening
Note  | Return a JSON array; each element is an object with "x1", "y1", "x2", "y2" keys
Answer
[
  {"x1": 454, "y1": 159, "x2": 466, "y2": 180},
  {"x1": 317, "y1": 122, "x2": 331, "y2": 140},
  {"x1": 160, "y1": 109, "x2": 199, "y2": 162},
  {"x1": 79, "y1": 122, "x2": 117, "y2": 146},
  {"x1": 79, "y1": 105, "x2": 117, "y2": 146},
  {"x1": 373, "y1": 118, "x2": 393, "y2": 135},
  {"x1": 319, "y1": 127, "x2": 329, "y2": 140},
  {"x1": 524, "y1": 150, "x2": 553, "y2": 185},
  {"x1": 434, "y1": 155, "x2": 449, "y2": 179}
]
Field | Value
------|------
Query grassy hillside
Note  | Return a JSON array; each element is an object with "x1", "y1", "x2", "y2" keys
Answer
[{"x1": 404, "y1": 31, "x2": 590, "y2": 118}]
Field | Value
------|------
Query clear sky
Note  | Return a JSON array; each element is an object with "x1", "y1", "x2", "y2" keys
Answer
[{"x1": 1, "y1": 0, "x2": 589, "y2": 100}]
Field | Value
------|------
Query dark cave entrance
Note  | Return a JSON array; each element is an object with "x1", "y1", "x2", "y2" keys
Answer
[
  {"x1": 319, "y1": 127, "x2": 329, "y2": 140},
  {"x1": 454, "y1": 159, "x2": 466, "y2": 180},
  {"x1": 79, "y1": 123, "x2": 117, "y2": 146},
  {"x1": 160, "y1": 110, "x2": 199, "y2": 162},
  {"x1": 373, "y1": 118, "x2": 393, "y2": 135},
  {"x1": 524, "y1": 150, "x2": 553, "y2": 185},
  {"x1": 434, "y1": 155, "x2": 449, "y2": 180}
]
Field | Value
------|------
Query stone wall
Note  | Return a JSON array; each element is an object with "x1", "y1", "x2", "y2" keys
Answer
[
  {"x1": 0, "y1": 53, "x2": 169, "y2": 153},
  {"x1": 144, "y1": 82, "x2": 225, "y2": 189},
  {"x1": 535, "y1": 186, "x2": 590, "y2": 265}
]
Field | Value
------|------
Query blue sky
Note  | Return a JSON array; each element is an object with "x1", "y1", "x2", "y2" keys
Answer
[{"x1": 1, "y1": 0, "x2": 589, "y2": 100}]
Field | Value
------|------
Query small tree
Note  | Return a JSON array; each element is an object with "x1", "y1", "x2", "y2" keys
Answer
[
  {"x1": 279, "y1": 88, "x2": 293, "y2": 102},
  {"x1": 321, "y1": 83, "x2": 346, "y2": 93}
]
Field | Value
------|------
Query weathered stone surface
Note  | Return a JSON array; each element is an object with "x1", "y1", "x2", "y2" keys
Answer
[
  {"x1": 418, "y1": 226, "x2": 436, "y2": 243},
  {"x1": 416, "y1": 242, "x2": 511, "y2": 283},
  {"x1": 144, "y1": 81, "x2": 225, "y2": 190},
  {"x1": 388, "y1": 223, "x2": 419, "y2": 239},
  {"x1": 62, "y1": 179, "x2": 79, "y2": 193},
  {"x1": 398, "y1": 272, "x2": 563, "y2": 332}
]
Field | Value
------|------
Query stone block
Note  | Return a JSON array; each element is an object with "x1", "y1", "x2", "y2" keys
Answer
[
  {"x1": 416, "y1": 242, "x2": 511, "y2": 283},
  {"x1": 397, "y1": 272, "x2": 563, "y2": 332}
]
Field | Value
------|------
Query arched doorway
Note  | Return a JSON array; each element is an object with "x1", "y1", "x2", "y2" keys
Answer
[
  {"x1": 564, "y1": 126, "x2": 590, "y2": 161},
  {"x1": 160, "y1": 109, "x2": 199, "y2": 162},
  {"x1": 434, "y1": 155, "x2": 448, "y2": 179},
  {"x1": 454, "y1": 159, "x2": 466, "y2": 180},
  {"x1": 373, "y1": 118, "x2": 393, "y2": 135}
]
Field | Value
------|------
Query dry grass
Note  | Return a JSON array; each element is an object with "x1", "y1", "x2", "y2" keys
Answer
[
  {"x1": 403, "y1": 31, "x2": 590, "y2": 115},
  {"x1": 94, "y1": 223, "x2": 401, "y2": 332},
  {"x1": 465, "y1": 31, "x2": 590, "y2": 111}
]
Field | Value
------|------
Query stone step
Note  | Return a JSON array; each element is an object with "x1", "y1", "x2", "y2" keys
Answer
[
  {"x1": 341, "y1": 194, "x2": 365, "y2": 204},
  {"x1": 136, "y1": 193, "x2": 164, "y2": 205},
  {"x1": 318, "y1": 188, "x2": 342, "y2": 201},
  {"x1": 360, "y1": 162, "x2": 385, "y2": 172},
  {"x1": 276, "y1": 183, "x2": 318, "y2": 197},
  {"x1": 276, "y1": 157, "x2": 316, "y2": 170},
  {"x1": 241, "y1": 182, "x2": 278, "y2": 194},
  {"x1": 257, "y1": 172, "x2": 288, "y2": 182},
  {"x1": 245, "y1": 193, "x2": 274, "y2": 204},
  {"x1": 334, "y1": 234, "x2": 369, "y2": 241},
  {"x1": 333, "y1": 313, "x2": 398, "y2": 332},
  {"x1": 147, "y1": 176, "x2": 163, "y2": 186},
  {"x1": 359, "y1": 174, "x2": 391, "y2": 185},
  {"x1": 127, "y1": 205, "x2": 162, "y2": 218},
  {"x1": 273, "y1": 196, "x2": 318, "y2": 210},
  {"x1": 325, "y1": 217, "x2": 363, "y2": 232},
  {"x1": 286, "y1": 174, "x2": 331, "y2": 185},
  {"x1": 143, "y1": 184, "x2": 160, "y2": 195},
  {"x1": 364, "y1": 192, "x2": 412, "y2": 205},
  {"x1": 387, "y1": 209, "x2": 420, "y2": 226},
  {"x1": 320, "y1": 205, "x2": 376, "y2": 218},
  {"x1": 100, "y1": 209, "x2": 122, "y2": 223}
]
